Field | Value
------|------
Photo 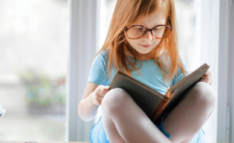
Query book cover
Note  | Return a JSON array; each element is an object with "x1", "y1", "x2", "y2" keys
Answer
[{"x1": 109, "y1": 63, "x2": 209, "y2": 123}]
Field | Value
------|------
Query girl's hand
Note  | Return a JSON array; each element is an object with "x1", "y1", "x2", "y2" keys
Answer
[
  {"x1": 91, "y1": 85, "x2": 110, "y2": 106},
  {"x1": 198, "y1": 70, "x2": 212, "y2": 86}
]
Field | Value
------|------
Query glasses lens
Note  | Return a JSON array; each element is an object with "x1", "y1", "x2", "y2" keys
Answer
[
  {"x1": 152, "y1": 26, "x2": 171, "y2": 39},
  {"x1": 127, "y1": 25, "x2": 145, "y2": 39}
]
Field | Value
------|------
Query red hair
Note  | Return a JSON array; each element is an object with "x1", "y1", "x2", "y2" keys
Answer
[{"x1": 93, "y1": 0, "x2": 188, "y2": 83}]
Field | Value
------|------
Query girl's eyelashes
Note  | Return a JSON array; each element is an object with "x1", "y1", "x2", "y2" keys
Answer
[{"x1": 153, "y1": 27, "x2": 160, "y2": 30}]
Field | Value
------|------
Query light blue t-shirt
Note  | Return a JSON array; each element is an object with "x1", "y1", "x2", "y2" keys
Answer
[
  {"x1": 88, "y1": 49, "x2": 206, "y2": 143},
  {"x1": 88, "y1": 49, "x2": 188, "y2": 94}
]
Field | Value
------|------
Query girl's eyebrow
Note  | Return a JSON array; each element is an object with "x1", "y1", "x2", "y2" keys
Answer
[{"x1": 134, "y1": 23, "x2": 165, "y2": 28}]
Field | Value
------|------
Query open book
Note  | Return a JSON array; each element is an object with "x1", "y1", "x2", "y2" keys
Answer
[{"x1": 109, "y1": 63, "x2": 209, "y2": 124}]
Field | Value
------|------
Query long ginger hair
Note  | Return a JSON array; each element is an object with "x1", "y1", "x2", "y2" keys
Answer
[{"x1": 93, "y1": 0, "x2": 188, "y2": 83}]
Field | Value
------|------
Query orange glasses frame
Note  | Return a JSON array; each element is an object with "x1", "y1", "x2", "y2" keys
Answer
[{"x1": 124, "y1": 18, "x2": 173, "y2": 40}]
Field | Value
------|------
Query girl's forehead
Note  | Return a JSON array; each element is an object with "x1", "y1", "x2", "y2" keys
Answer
[{"x1": 129, "y1": 7, "x2": 168, "y2": 28}]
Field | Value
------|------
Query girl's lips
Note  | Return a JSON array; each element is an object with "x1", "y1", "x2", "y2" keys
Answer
[{"x1": 140, "y1": 44, "x2": 151, "y2": 48}]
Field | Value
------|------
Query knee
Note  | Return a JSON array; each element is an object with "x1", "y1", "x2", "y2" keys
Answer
[
  {"x1": 101, "y1": 88, "x2": 130, "y2": 113},
  {"x1": 190, "y1": 82, "x2": 217, "y2": 109}
]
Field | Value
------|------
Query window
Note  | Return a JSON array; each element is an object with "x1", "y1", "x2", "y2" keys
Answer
[{"x1": 0, "y1": 0, "x2": 68, "y2": 141}]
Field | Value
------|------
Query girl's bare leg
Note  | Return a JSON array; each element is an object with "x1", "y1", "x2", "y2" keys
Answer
[
  {"x1": 163, "y1": 82, "x2": 217, "y2": 143},
  {"x1": 101, "y1": 88, "x2": 172, "y2": 143},
  {"x1": 101, "y1": 82, "x2": 216, "y2": 143}
]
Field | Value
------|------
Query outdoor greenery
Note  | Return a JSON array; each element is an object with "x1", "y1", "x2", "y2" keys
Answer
[{"x1": 18, "y1": 69, "x2": 66, "y2": 108}]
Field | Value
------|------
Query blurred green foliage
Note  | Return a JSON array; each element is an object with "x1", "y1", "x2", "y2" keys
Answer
[{"x1": 18, "y1": 69, "x2": 66, "y2": 107}]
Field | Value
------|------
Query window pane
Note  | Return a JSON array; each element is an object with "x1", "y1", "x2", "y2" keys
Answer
[{"x1": 0, "y1": 0, "x2": 68, "y2": 141}]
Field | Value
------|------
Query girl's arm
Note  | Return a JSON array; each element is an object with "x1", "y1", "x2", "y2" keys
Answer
[
  {"x1": 79, "y1": 50, "x2": 109, "y2": 121},
  {"x1": 78, "y1": 82, "x2": 109, "y2": 121},
  {"x1": 78, "y1": 82, "x2": 99, "y2": 121}
]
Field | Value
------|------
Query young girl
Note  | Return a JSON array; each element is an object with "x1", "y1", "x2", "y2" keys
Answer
[{"x1": 78, "y1": 0, "x2": 216, "y2": 143}]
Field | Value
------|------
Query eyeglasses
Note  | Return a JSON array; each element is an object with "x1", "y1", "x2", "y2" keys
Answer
[{"x1": 124, "y1": 19, "x2": 173, "y2": 40}]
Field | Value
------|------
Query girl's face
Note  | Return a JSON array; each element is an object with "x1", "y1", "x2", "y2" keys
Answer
[{"x1": 125, "y1": 7, "x2": 167, "y2": 56}]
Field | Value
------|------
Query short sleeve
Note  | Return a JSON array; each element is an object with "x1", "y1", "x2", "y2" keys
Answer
[
  {"x1": 87, "y1": 50, "x2": 109, "y2": 85},
  {"x1": 172, "y1": 54, "x2": 189, "y2": 85}
]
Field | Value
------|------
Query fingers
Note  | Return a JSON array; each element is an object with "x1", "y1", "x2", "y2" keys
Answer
[
  {"x1": 207, "y1": 70, "x2": 212, "y2": 76},
  {"x1": 96, "y1": 85, "x2": 110, "y2": 97},
  {"x1": 96, "y1": 90, "x2": 108, "y2": 97},
  {"x1": 96, "y1": 96, "x2": 103, "y2": 105},
  {"x1": 103, "y1": 85, "x2": 110, "y2": 89},
  {"x1": 199, "y1": 78, "x2": 208, "y2": 83},
  {"x1": 198, "y1": 77, "x2": 212, "y2": 86},
  {"x1": 202, "y1": 71, "x2": 210, "y2": 78},
  {"x1": 198, "y1": 70, "x2": 212, "y2": 86},
  {"x1": 206, "y1": 70, "x2": 212, "y2": 85},
  {"x1": 100, "y1": 86, "x2": 109, "y2": 93},
  {"x1": 98, "y1": 85, "x2": 109, "y2": 90},
  {"x1": 102, "y1": 86, "x2": 110, "y2": 91},
  {"x1": 92, "y1": 96, "x2": 103, "y2": 105}
]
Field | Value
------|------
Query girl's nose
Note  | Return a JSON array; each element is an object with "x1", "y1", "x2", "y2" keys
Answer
[{"x1": 142, "y1": 31, "x2": 153, "y2": 41}]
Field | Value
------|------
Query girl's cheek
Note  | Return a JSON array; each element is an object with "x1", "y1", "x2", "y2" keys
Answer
[{"x1": 155, "y1": 39, "x2": 162, "y2": 46}]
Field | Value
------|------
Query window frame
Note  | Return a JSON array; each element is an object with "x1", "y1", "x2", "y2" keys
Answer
[{"x1": 67, "y1": 0, "x2": 99, "y2": 141}]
